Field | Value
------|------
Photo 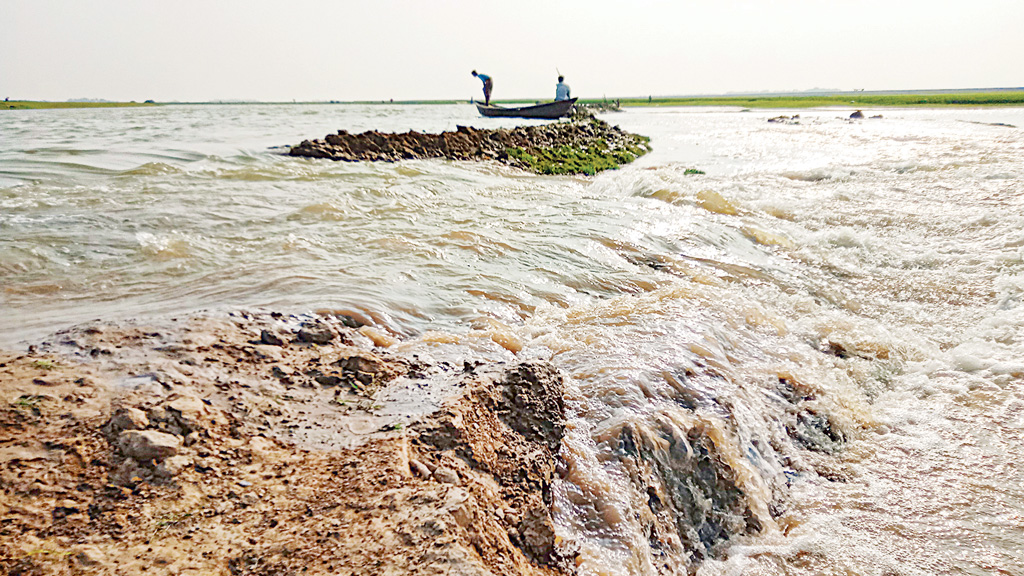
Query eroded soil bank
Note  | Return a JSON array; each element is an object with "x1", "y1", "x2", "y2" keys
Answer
[
  {"x1": 288, "y1": 112, "x2": 651, "y2": 175},
  {"x1": 0, "y1": 310, "x2": 826, "y2": 575},
  {"x1": 0, "y1": 313, "x2": 574, "y2": 575}
]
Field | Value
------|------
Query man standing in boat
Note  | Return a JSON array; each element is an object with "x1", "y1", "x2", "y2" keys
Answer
[
  {"x1": 555, "y1": 75, "x2": 571, "y2": 101},
  {"x1": 471, "y1": 71, "x2": 493, "y2": 105}
]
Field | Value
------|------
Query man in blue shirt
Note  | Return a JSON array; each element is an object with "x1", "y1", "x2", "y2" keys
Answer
[
  {"x1": 471, "y1": 71, "x2": 493, "y2": 105},
  {"x1": 555, "y1": 76, "x2": 571, "y2": 101}
]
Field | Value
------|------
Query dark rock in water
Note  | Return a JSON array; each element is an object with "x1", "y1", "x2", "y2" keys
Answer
[
  {"x1": 338, "y1": 315, "x2": 362, "y2": 328},
  {"x1": 289, "y1": 110, "x2": 651, "y2": 176},
  {"x1": 778, "y1": 376, "x2": 846, "y2": 454},
  {"x1": 789, "y1": 409, "x2": 845, "y2": 453},
  {"x1": 768, "y1": 114, "x2": 800, "y2": 124},
  {"x1": 850, "y1": 110, "x2": 865, "y2": 119},
  {"x1": 611, "y1": 420, "x2": 763, "y2": 567}
]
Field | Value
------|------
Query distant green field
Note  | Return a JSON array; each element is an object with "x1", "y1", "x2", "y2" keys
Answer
[
  {"x1": 607, "y1": 92, "x2": 1024, "y2": 109},
  {"x1": 2, "y1": 101, "x2": 157, "y2": 110}
]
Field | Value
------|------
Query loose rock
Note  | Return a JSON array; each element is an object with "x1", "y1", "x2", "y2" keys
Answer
[
  {"x1": 433, "y1": 466, "x2": 460, "y2": 485},
  {"x1": 409, "y1": 459, "x2": 432, "y2": 478},
  {"x1": 296, "y1": 327, "x2": 334, "y2": 345},
  {"x1": 154, "y1": 455, "x2": 193, "y2": 478},
  {"x1": 108, "y1": 406, "x2": 149, "y2": 432},
  {"x1": 118, "y1": 429, "x2": 182, "y2": 462},
  {"x1": 259, "y1": 329, "x2": 285, "y2": 346}
]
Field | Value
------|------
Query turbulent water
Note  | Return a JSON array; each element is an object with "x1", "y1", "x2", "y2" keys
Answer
[{"x1": 3, "y1": 104, "x2": 1023, "y2": 575}]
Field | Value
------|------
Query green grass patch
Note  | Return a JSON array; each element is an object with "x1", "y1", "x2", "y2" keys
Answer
[
  {"x1": 610, "y1": 92, "x2": 1024, "y2": 109},
  {"x1": 507, "y1": 136, "x2": 650, "y2": 176},
  {"x1": 503, "y1": 114, "x2": 652, "y2": 176},
  {"x1": 2, "y1": 101, "x2": 158, "y2": 110}
]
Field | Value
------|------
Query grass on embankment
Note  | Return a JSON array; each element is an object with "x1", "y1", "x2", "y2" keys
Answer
[
  {"x1": 2, "y1": 101, "x2": 158, "y2": 110},
  {"x1": 609, "y1": 92, "x2": 1024, "y2": 109},
  {"x1": 506, "y1": 142, "x2": 647, "y2": 176},
  {"x1": 504, "y1": 120, "x2": 651, "y2": 176}
]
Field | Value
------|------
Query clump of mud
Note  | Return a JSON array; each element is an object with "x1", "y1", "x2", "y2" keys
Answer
[{"x1": 0, "y1": 312, "x2": 574, "y2": 575}]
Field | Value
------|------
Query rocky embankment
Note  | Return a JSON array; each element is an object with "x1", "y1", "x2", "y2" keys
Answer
[
  {"x1": 0, "y1": 313, "x2": 574, "y2": 575},
  {"x1": 289, "y1": 111, "x2": 650, "y2": 176}
]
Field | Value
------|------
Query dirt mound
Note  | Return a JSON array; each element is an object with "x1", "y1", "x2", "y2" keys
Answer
[{"x1": 0, "y1": 313, "x2": 575, "y2": 575}]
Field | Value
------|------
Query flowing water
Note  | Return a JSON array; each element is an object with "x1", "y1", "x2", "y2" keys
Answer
[{"x1": 2, "y1": 104, "x2": 1023, "y2": 575}]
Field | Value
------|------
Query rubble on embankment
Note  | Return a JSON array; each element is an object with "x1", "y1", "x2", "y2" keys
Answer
[
  {"x1": 289, "y1": 111, "x2": 650, "y2": 176},
  {"x1": 0, "y1": 313, "x2": 575, "y2": 576}
]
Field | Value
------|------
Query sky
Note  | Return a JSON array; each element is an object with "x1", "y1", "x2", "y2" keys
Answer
[{"x1": 2, "y1": 0, "x2": 1022, "y2": 102}]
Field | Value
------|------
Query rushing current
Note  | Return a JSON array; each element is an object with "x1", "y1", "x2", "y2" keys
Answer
[{"x1": 2, "y1": 104, "x2": 1023, "y2": 575}]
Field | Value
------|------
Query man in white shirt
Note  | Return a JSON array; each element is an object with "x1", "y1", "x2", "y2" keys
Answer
[{"x1": 555, "y1": 76, "x2": 571, "y2": 101}]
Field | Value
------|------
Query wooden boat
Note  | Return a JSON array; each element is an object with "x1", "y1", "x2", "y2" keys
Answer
[{"x1": 476, "y1": 98, "x2": 577, "y2": 119}]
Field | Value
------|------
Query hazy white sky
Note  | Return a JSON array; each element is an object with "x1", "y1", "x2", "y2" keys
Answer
[{"x1": 2, "y1": 0, "x2": 1021, "y2": 102}]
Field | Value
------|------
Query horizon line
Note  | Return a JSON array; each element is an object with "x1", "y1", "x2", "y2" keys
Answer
[{"x1": 9, "y1": 86, "x2": 1024, "y2": 105}]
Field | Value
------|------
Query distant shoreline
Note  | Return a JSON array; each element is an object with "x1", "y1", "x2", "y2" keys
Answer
[
  {"x1": 6, "y1": 90, "x2": 1024, "y2": 110},
  {"x1": 2, "y1": 101, "x2": 157, "y2": 110},
  {"x1": 617, "y1": 91, "x2": 1024, "y2": 108}
]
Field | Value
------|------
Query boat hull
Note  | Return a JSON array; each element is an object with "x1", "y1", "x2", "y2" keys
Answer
[{"x1": 476, "y1": 98, "x2": 577, "y2": 119}]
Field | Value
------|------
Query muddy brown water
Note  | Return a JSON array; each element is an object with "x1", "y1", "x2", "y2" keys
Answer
[{"x1": 3, "y1": 104, "x2": 1024, "y2": 575}]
